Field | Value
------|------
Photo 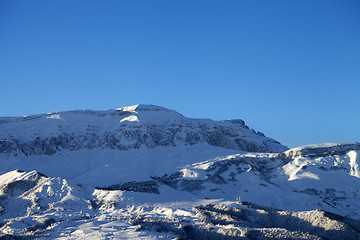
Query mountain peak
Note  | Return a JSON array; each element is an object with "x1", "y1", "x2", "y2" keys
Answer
[
  {"x1": 115, "y1": 104, "x2": 185, "y2": 124},
  {"x1": 116, "y1": 104, "x2": 171, "y2": 113}
]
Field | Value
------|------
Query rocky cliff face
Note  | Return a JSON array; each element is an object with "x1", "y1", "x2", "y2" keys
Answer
[{"x1": 0, "y1": 104, "x2": 287, "y2": 156}]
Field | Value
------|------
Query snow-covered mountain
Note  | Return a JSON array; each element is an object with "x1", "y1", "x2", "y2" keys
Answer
[
  {"x1": 0, "y1": 105, "x2": 359, "y2": 239},
  {"x1": 0, "y1": 104, "x2": 287, "y2": 156}
]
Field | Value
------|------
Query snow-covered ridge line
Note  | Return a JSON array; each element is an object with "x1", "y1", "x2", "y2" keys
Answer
[
  {"x1": 0, "y1": 104, "x2": 288, "y2": 155},
  {"x1": 0, "y1": 104, "x2": 174, "y2": 121},
  {"x1": 277, "y1": 142, "x2": 360, "y2": 159}
]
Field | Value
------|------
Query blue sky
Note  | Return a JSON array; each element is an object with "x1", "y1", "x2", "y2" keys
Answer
[{"x1": 1, "y1": 0, "x2": 359, "y2": 148}]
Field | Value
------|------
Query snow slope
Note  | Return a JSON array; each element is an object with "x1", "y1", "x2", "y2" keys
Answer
[{"x1": 0, "y1": 144, "x2": 241, "y2": 186}]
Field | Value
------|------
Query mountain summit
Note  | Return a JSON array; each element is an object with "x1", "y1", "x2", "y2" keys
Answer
[{"x1": 0, "y1": 104, "x2": 287, "y2": 156}]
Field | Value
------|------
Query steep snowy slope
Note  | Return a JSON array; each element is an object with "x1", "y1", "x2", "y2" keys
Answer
[{"x1": 0, "y1": 104, "x2": 287, "y2": 156}]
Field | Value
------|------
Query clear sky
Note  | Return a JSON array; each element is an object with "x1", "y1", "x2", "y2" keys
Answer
[{"x1": 1, "y1": 0, "x2": 359, "y2": 148}]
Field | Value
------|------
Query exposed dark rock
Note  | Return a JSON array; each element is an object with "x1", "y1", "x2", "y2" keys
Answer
[{"x1": 97, "y1": 181, "x2": 160, "y2": 194}]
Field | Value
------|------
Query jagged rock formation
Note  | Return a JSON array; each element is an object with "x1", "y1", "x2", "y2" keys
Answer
[{"x1": 0, "y1": 104, "x2": 287, "y2": 156}]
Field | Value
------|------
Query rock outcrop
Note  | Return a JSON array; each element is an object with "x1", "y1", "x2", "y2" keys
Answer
[{"x1": 277, "y1": 142, "x2": 360, "y2": 159}]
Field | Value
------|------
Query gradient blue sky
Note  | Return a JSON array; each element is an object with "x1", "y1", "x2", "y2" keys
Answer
[{"x1": 1, "y1": 0, "x2": 359, "y2": 148}]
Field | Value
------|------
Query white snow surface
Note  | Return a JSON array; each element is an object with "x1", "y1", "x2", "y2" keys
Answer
[
  {"x1": 348, "y1": 150, "x2": 360, "y2": 178},
  {"x1": 1, "y1": 145, "x2": 360, "y2": 239},
  {"x1": 0, "y1": 144, "x2": 241, "y2": 186},
  {"x1": 119, "y1": 115, "x2": 139, "y2": 122}
]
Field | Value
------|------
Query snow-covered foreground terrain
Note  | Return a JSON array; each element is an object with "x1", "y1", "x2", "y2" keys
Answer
[{"x1": 0, "y1": 105, "x2": 360, "y2": 239}]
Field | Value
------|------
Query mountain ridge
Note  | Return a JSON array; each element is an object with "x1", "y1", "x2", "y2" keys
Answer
[{"x1": 0, "y1": 104, "x2": 287, "y2": 156}]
